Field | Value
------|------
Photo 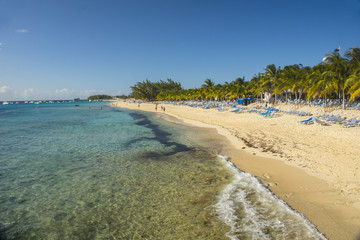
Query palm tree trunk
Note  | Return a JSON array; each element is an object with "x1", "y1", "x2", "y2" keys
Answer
[
  {"x1": 324, "y1": 94, "x2": 327, "y2": 108},
  {"x1": 342, "y1": 88, "x2": 345, "y2": 109}
]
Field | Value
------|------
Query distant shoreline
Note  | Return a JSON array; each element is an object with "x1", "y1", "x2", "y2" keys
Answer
[{"x1": 113, "y1": 100, "x2": 360, "y2": 240}]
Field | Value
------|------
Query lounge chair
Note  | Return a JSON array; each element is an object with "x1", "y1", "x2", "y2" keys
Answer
[
  {"x1": 264, "y1": 111, "x2": 275, "y2": 118},
  {"x1": 326, "y1": 114, "x2": 340, "y2": 122},
  {"x1": 340, "y1": 118, "x2": 357, "y2": 128},
  {"x1": 331, "y1": 117, "x2": 346, "y2": 124},
  {"x1": 287, "y1": 109, "x2": 295, "y2": 114},
  {"x1": 258, "y1": 109, "x2": 271, "y2": 116},
  {"x1": 260, "y1": 109, "x2": 275, "y2": 118},
  {"x1": 349, "y1": 103, "x2": 360, "y2": 109},
  {"x1": 317, "y1": 112, "x2": 326, "y2": 119},
  {"x1": 218, "y1": 106, "x2": 226, "y2": 111},
  {"x1": 323, "y1": 112, "x2": 334, "y2": 120},
  {"x1": 298, "y1": 117, "x2": 316, "y2": 124},
  {"x1": 314, "y1": 118, "x2": 329, "y2": 126}
]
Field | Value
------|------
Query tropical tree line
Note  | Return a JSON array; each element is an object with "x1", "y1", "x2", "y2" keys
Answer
[
  {"x1": 130, "y1": 79, "x2": 182, "y2": 100},
  {"x1": 87, "y1": 95, "x2": 128, "y2": 100},
  {"x1": 88, "y1": 95, "x2": 113, "y2": 100},
  {"x1": 130, "y1": 47, "x2": 360, "y2": 108}
]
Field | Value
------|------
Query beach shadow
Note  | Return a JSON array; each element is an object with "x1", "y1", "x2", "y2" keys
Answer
[{"x1": 128, "y1": 113, "x2": 192, "y2": 157}]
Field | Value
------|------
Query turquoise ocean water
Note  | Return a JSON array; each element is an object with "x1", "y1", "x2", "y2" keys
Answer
[{"x1": 0, "y1": 102, "x2": 327, "y2": 239}]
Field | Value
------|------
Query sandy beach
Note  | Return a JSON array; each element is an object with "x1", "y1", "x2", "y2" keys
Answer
[{"x1": 113, "y1": 100, "x2": 360, "y2": 240}]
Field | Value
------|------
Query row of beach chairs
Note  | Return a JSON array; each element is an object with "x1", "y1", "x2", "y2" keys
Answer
[
  {"x1": 165, "y1": 101, "x2": 359, "y2": 125},
  {"x1": 229, "y1": 106, "x2": 280, "y2": 118},
  {"x1": 286, "y1": 109, "x2": 312, "y2": 116},
  {"x1": 298, "y1": 113, "x2": 360, "y2": 127}
]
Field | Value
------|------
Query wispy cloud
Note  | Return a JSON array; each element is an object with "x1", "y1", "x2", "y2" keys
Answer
[
  {"x1": 0, "y1": 86, "x2": 16, "y2": 101},
  {"x1": 23, "y1": 88, "x2": 36, "y2": 98},
  {"x1": 16, "y1": 29, "x2": 29, "y2": 33},
  {"x1": 0, "y1": 42, "x2": 2, "y2": 46},
  {"x1": 0, "y1": 85, "x2": 11, "y2": 94}
]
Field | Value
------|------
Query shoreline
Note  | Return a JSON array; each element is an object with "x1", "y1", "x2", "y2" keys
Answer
[{"x1": 113, "y1": 101, "x2": 360, "y2": 240}]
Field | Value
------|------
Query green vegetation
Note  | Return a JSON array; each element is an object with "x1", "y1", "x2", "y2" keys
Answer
[
  {"x1": 88, "y1": 95, "x2": 113, "y2": 100},
  {"x1": 115, "y1": 95, "x2": 128, "y2": 99},
  {"x1": 87, "y1": 95, "x2": 131, "y2": 100},
  {"x1": 129, "y1": 47, "x2": 360, "y2": 108},
  {"x1": 130, "y1": 79, "x2": 182, "y2": 100}
]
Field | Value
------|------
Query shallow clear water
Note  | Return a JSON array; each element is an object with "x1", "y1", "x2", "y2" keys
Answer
[{"x1": 0, "y1": 102, "x2": 326, "y2": 239}]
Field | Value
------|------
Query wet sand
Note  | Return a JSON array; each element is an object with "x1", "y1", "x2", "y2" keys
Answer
[{"x1": 113, "y1": 101, "x2": 360, "y2": 240}]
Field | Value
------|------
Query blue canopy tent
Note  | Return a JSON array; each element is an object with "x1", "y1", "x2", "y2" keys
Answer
[{"x1": 237, "y1": 98, "x2": 254, "y2": 106}]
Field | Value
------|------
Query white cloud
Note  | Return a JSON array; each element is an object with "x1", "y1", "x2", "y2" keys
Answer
[
  {"x1": 0, "y1": 87, "x2": 41, "y2": 101},
  {"x1": 54, "y1": 88, "x2": 77, "y2": 99},
  {"x1": 0, "y1": 85, "x2": 11, "y2": 93},
  {"x1": 0, "y1": 86, "x2": 16, "y2": 101},
  {"x1": 16, "y1": 29, "x2": 29, "y2": 33},
  {"x1": 56, "y1": 88, "x2": 70, "y2": 94},
  {"x1": 23, "y1": 88, "x2": 36, "y2": 98}
]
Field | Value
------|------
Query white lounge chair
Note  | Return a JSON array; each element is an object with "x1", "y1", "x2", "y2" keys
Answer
[{"x1": 340, "y1": 118, "x2": 357, "y2": 128}]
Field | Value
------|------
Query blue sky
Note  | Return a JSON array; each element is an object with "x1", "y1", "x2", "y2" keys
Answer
[{"x1": 0, "y1": 0, "x2": 359, "y2": 100}]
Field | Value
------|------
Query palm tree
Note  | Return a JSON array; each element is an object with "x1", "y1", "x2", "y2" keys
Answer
[
  {"x1": 213, "y1": 84, "x2": 225, "y2": 101},
  {"x1": 201, "y1": 86, "x2": 214, "y2": 100},
  {"x1": 307, "y1": 63, "x2": 333, "y2": 106},
  {"x1": 221, "y1": 82, "x2": 232, "y2": 100},
  {"x1": 345, "y1": 47, "x2": 360, "y2": 65},
  {"x1": 278, "y1": 64, "x2": 302, "y2": 102},
  {"x1": 344, "y1": 47, "x2": 360, "y2": 101},
  {"x1": 232, "y1": 77, "x2": 247, "y2": 98},
  {"x1": 323, "y1": 52, "x2": 352, "y2": 109},
  {"x1": 228, "y1": 85, "x2": 239, "y2": 100},
  {"x1": 131, "y1": 79, "x2": 159, "y2": 100},
  {"x1": 345, "y1": 72, "x2": 360, "y2": 101},
  {"x1": 263, "y1": 64, "x2": 281, "y2": 102},
  {"x1": 233, "y1": 77, "x2": 245, "y2": 86},
  {"x1": 287, "y1": 64, "x2": 311, "y2": 102},
  {"x1": 248, "y1": 73, "x2": 265, "y2": 100},
  {"x1": 202, "y1": 78, "x2": 215, "y2": 88},
  {"x1": 156, "y1": 79, "x2": 182, "y2": 92},
  {"x1": 192, "y1": 88, "x2": 203, "y2": 100}
]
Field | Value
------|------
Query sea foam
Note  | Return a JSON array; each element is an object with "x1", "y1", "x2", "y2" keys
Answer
[{"x1": 214, "y1": 155, "x2": 327, "y2": 240}]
